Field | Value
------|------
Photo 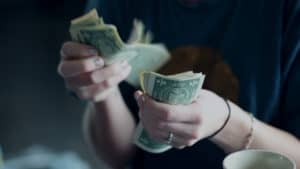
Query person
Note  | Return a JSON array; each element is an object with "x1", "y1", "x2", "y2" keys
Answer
[{"x1": 57, "y1": 0, "x2": 300, "y2": 168}]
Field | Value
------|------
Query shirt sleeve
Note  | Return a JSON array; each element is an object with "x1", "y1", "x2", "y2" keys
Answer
[{"x1": 280, "y1": 0, "x2": 300, "y2": 138}]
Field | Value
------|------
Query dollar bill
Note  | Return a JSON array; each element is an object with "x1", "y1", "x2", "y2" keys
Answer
[
  {"x1": 79, "y1": 25, "x2": 125, "y2": 64},
  {"x1": 127, "y1": 19, "x2": 153, "y2": 44},
  {"x1": 69, "y1": 9, "x2": 170, "y2": 87},
  {"x1": 125, "y1": 44, "x2": 170, "y2": 86},
  {"x1": 134, "y1": 71, "x2": 205, "y2": 153},
  {"x1": 70, "y1": 9, "x2": 103, "y2": 41},
  {"x1": 70, "y1": 9, "x2": 125, "y2": 64}
]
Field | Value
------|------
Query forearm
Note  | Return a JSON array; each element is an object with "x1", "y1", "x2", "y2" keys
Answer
[
  {"x1": 211, "y1": 101, "x2": 300, "y2": 167},
  {"x1": 85, "y1": 88, "x2": 137, "y2": 169}
]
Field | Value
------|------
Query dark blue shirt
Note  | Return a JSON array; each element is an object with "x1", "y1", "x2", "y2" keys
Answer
[{"x1": 86, "y1": 0, "x2": 300, "y2": 168}]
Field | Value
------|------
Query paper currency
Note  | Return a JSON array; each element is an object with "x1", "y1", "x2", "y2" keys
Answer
[
  {"x1": 127, "y1": 19, "x2": 153, "y2": 44},
  {"x1": 134, "y1": 71, "x2": 205, "y2": 153},
  {"x1": 69, "y1": 9, "x2": 170, "y2": 87},
  {"x1": 79, "y1": 25, "x2": 125, "y2": 64},
  {"x1": 70, "y1": 9, "x2": 125, "y2": 64},
  {"x1": 125, "y1": 44, "x2": 170, "y2": 87}
]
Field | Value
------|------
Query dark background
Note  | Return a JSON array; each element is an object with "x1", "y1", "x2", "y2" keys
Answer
[{"x1": 0, "y1": 0, "x2": 103, "y2": 167}]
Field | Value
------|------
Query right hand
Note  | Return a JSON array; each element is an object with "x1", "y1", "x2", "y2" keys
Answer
[{"x1": 57, "y1": 41, "x2": 132, "y2": 102}]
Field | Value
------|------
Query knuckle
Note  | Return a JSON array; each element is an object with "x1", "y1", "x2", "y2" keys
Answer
[
  {"x1": 186, "y1": 139, "x2": 197, "y2": 147},
  {"x1": 78, "y1": 48, "x2": 89, "y2": 56},
  {"x1": 78, "y1": 60, "x2": 91, "y2": 72},
  {"x1": 173, "y1": 144, "x2": 184, "y2": 149},
  {"x1": 91, "y1": 70, "x2": 104, "y2": 84},
  {"x1": 70, "y1": 73, "x2": 93, "y2": 86},
  {"x1": 61, "y1": 42, "x2": 72, "y2": 52},
  {"x1": 190, "y1": 129, "x2": 201, "y2": 139},
  {"x1": 102, "y1": 79, "x2": 113, "y2": 88},
  {"x1": 194, "y1": 115, "x2": 202, "y2": 124}
]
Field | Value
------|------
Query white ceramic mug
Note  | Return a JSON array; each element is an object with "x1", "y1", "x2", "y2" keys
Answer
[{"x1": 223, "y1": 149, "x2": 296, "y2": 169}]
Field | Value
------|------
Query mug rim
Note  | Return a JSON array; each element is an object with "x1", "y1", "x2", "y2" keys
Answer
[{"x1": 223, "y1": 149, "x2": 296, "y2": 169}]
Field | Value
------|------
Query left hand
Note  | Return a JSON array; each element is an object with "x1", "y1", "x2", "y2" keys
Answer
[{"x1": 134, "y1": 89, "x2": 229, "y2": 149}]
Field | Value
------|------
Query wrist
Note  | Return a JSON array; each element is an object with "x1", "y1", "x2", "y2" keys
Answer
[
  {"x1": 93, "y1": 87, "x2": 121, "y2": 110},
  {"x1": 93, "y1": 87, "x2": 120, "y2": 103},
  {"x1": 206, "y1": 98, "x2": 231, "y2": 139},
  {"x1": 210, "y1": 101, "x2": 251, "y2": 152}
]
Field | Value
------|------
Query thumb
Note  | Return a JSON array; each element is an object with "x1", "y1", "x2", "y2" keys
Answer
[
  {"x1": 134, "y1": 90, "x2": 145, "y2": 119},
  {"x1": 134, "y1": 90, "x2": 145, "y2": 109}
]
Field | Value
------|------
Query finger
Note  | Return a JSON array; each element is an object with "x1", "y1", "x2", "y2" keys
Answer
[
  {"x1": 58, "y1": 57, "x2": 104, "y2": 77},
  {"x1": 75, "y1": 83, "x2": 105, "y2": 100},
  {"x1": 160, "y1": 122, "x2": 201, "y2": 141},
  {"x1": 170, "y1": 136, "x2": 188, "y2": 149},
  {"x1": 134, "y1": 90, "x2": 145, "y2": 118},
  {"x1": 74, "y1": 65, "x2": 132, "y2": 100},
  {"x1": 143, "y1": 97, "x2": 201, "y2": 123},
  {"x1": 61, "y1": 41, "x2": 98, "y2": 60},
  {"x1": 151, "y1": 130, "x2": 188, "y2": 149},
  {"x1": 134, "y1": 90, "x2": 145, "y2": 108},
  {"x1": 75, "y1": 68, "x2": 130, "y2": 101},
  {"x1": 100, "y1": 64, "x2": 132, "y2": 89},
  {"x1": 65, "y1": 61, "x2": 128, "y2": 88},
  {"x1": 91, "y1": 61, "x2": 129, "y2": 83},
  {"x1": 65, "y1": 72, "x2": 94, "y2": 89}
]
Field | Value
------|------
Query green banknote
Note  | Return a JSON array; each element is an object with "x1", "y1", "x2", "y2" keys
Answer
[
  {"x1": 134, "y1": 71, "x2": 205, "y2": 153},
  {"x1": 69, "y1": 9, "x2": 170, "y2": 88},
  {"x1": 70, "y1": 9, "x2": 126, "y2": 65},
  {"x1": 79, "y1": 25, "x2": 125, "y2": 64},
  {"x1": 125, "y1": 44, "x2": 170, "y2": 86},
  {"x1": 127, "y1": 19, "x2": 153, "y2": 44}
]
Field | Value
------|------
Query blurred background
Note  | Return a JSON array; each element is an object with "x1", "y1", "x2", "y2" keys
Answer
[{"x1": 0, "y1": 0, "x2": 101, "y2": 168}]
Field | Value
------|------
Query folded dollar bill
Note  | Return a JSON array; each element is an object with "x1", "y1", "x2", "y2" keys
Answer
[{"x1": 134, "y1": 71, "x2": 205, "y2": 153}]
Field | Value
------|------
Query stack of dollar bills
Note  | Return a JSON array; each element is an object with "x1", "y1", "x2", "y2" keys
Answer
[
  {"x1": 134, "y1": 71, "x2": 205, "y2": 153},
  {"x1": 70, "y1": 9, "x2": 206, "y2": 153}
]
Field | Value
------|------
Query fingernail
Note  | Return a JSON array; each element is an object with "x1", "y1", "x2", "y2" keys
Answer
[
  {"x1": 94, "y1": 57, "x2": 104, "y2": 67},
  {"x1": 88, "y1": 49, "x2": 98, "y2": 56}
]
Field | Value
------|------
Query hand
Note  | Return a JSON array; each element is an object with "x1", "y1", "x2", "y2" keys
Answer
[
  {"x1": 134, "y1": 89, "x2": 229, "y2": 149},
  {"x1": 57, "y1": 41, "x2": 131, "y2": 102}
]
